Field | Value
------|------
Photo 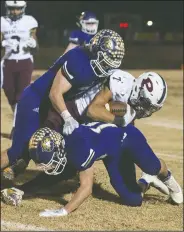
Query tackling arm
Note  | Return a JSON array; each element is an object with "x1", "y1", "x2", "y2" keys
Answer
[
  {"x1": 87, "y1": 86, "x2": 116, "y2": 123},
  {"x1": 64, "y1": 165, "x2": 94, "y2": 213},
  {"x1": 49, "y1": 70, "x2": 79, "y2": 135},
  {"x1": 39, "y1": 165, "x2": 94, "y2": 217},
  {"x1": 49, "y1": 70, "x2": 72, "y2": 115}
]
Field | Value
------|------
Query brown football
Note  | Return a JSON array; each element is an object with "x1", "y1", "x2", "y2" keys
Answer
[{"x1": 106, "y1": 101, "x2": 127, "y2": 117}]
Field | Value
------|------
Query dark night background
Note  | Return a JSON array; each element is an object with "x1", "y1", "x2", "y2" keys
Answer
[
  {"x1": 1, "y1": 1, "x2": 183, "y2": 68},
  {"x1": 1, "y1": 1, "x2": 183, "y2": 31}
]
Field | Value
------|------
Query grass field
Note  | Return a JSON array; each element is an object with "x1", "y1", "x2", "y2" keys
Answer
[{"x1": 1, "y1": 70, "x2": 183, "y2": 231}]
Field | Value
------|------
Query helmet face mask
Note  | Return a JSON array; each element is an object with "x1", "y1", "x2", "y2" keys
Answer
[
  {"x1": 130, "y1": 92, "x2": 161, "y2": 119},
  {"x1": 129, "y1": 72, "x2": 167, "y2": 119},
  {"x1": 80, "y1": 19, "x2": 99, "y2": 35},
  {"x1": 89, "y1": 29, "x2": 125, "y2": 77},
  {"x1": 36, "y1": 148, "x2": 67, "y2": 175},
  {"x1": 29, "y1": 128, "x2": 67, "y2": 176},
  {"x1": 77, "y1": 11, "x2": 99, "y2": 35},
  {"x1": 5, "y1": 1, "x2": 26, "y2": 21},
  {"x1": 90, "y1": 51, "x2": 115, "y2": 77}
]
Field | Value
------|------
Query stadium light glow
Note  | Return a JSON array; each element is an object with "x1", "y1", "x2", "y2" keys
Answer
[{"x1": 147, "y1": 21, "x2": 153, "y2": 26}]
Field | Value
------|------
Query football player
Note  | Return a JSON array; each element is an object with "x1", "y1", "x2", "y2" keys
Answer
[
  {"x1": 0, "y1": 70, "x2": 167, "y2": 181},
  {"x1": 1, "y1": 1, "x2": 38, "y2": 138},
  {"x1": 43, "y1": 70, "x2": 167, "y2": 134},
  {"x1": 1, "y1": 29, "x2": 125, "y2": 174},
  {"x1": 32, "y1": 124, "x2": 184, "y2": 215},
  {"x1": 2, "y1": 123, "x2": 182, "y2": 214},
  {"x1": 87, "y1": 71, "x2": 167, "y2": 126},
  {"x1": 64, "y1": 11, "x2": 99, "y2": 53}
]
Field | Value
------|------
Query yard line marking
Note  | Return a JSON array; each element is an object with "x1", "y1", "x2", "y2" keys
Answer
[
  {"x1": 157, "y1": 152, "x2": 183, "y2": 161},
  {"x1": 143, "y1": 120, "x2": 182, "y2": 130},
  {"x1": 1, "y1": 220, "x2": 55, "y2": 231}
]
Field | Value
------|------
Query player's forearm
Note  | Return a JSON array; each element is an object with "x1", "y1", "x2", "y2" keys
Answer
[
  {"x1": 64, "y1": 184, "x2": 92, "y2": 214},
  {"x1": 49, "y1": 91, "x2": 67, "y2": 115},
  {"x1": 64, "y1": 166, "x2": 94, "y2": 214},
  {"x1": 87, "y1": 104, "x2": 115, "y2": 123},
  {"x1": 49, "y1": 70, "x2": 72, "y2": 116}
]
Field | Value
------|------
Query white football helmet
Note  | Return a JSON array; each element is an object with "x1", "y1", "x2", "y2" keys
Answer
[
  {"x1": 77, "y1": 11, "x2": 99, "y2": 35},
  {"x1": 5, "y1": 1, "x2": 27, "y2": 21},
  {"x1": 129, "y1": 72, "x2": 167, "y2": 118}
]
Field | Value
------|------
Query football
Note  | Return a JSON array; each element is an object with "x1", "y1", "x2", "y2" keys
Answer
[{"x1": 105, "y1": 101, "x2": 127, "y2": 117}]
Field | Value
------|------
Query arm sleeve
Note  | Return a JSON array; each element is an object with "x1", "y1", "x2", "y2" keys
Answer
[
  {"x1": 1, "y1": 17, "x2": 6, "y2": 33},
  {"x1": 68, "y1": 31, "x2": 80, "y2": 45},
  {"x1": 60, "y1": 50, "x2": 92, "y2": 86},
  {"x1": 27, "y1": 16, "x2": 38, "y2": 30},
  {"x1": 103, "y1": 158, "x2": 142, "y2": 206}
]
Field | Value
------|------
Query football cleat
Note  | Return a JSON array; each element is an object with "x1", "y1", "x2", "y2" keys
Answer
[
  {"x1": 138, "y1": 172, "x2": 170, "y2": 195},
  {"x1": 163, "y1": 171, "x2": 183, "y2": 204},
  {"x1": 1, "y1": 187, "x2": 24, "y2": 206}
]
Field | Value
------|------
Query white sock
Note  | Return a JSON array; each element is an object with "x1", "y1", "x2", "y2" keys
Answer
[{"x1": 12, "y1": 103, "x2": 17, "y2": 127}]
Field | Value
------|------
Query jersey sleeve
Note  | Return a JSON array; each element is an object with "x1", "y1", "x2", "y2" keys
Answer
[
  {"x1": 61, "y1": 49, "x2": 93, "y2": 86},
  {"x1": 109, "y1": 70, "x2": 135, "y2": 103},
  {"x1": 27, "y1": 16, "x2": 38, "y2": 30},
  {"x1": 1, "y1": 17, "x2": 6, "y2": 33},
  {"x1": 68, "y1": 30, "x2": 80, "y2": 45},
  {"x1": 103, "y1": 157, "x2": 143, "y2": 206}
]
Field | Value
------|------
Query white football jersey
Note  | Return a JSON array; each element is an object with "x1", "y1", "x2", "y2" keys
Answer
[
  {"x1": 1, "y1": 15, "x2": 38, "y2": 60},
  {"x1": 75, "y1": 69, "x2": 136, "y2": 126},
  {"x1": 108, "y1": 69, "x2": 136, "y2": 126},
  {"x1": 109, "y1": 69, "x2": 135, "y2": 103}
]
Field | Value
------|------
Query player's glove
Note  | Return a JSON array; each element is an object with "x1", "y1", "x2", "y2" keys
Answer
[
  {"x1": 39, "y1": 208, "x2": 68, "y2": 217},
  {"x1": 1, "y1": 187, "x2": 24, "y2": 206},
  {"x1": 61, "y1": 110, "x2": 79, "y2": 135},
  {"x1": 2, "y1": 39, "x2": 19, "y2": 51},
  {"x1": 25, "y1": 37, "x2": 37, "y2": 48}
]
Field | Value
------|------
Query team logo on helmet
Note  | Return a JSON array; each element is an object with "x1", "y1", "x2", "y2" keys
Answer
[
  {"x1": 41, "y1": 137, "x2": 54, "y2": 152},
  {"x1": 100, "y1": 37, "x2": 115, "y2": 52}
]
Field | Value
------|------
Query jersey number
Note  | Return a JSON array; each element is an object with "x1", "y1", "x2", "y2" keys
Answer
[
  {"x1": 113, "y1": 76, "x2": 123, "y2": 83},
  {"x1": 11, "y1": 36, "x2": 20, "y2": 54},
  {"x1": 141, "y1": 78, "x2": 153, "y2": 92}
]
